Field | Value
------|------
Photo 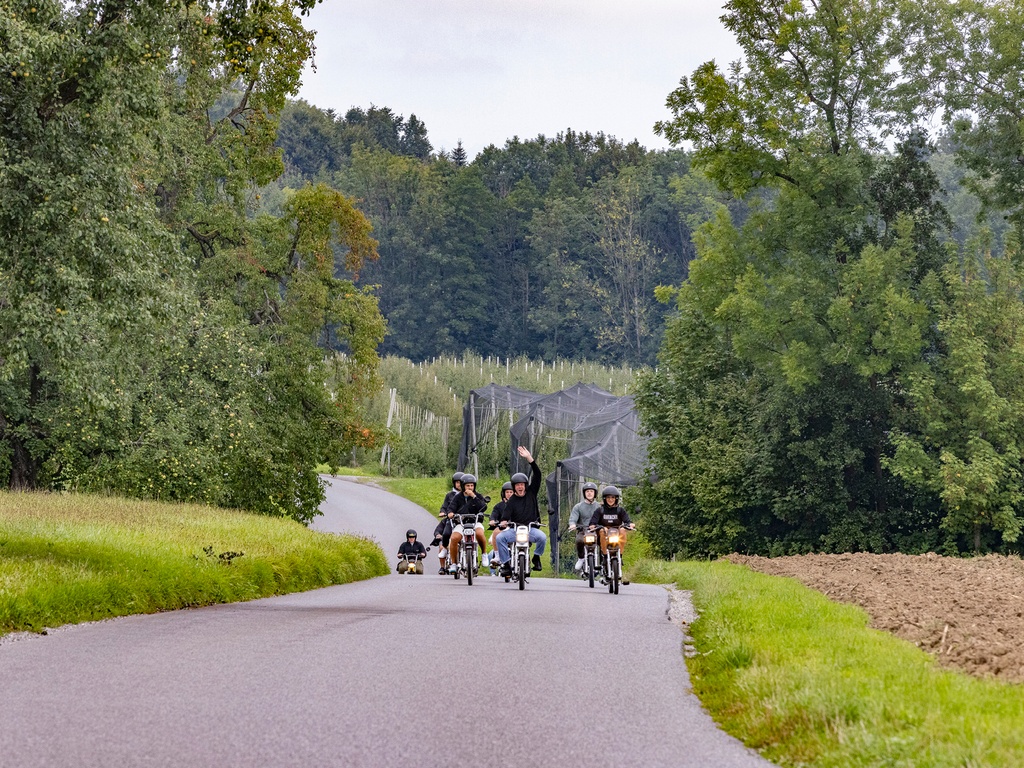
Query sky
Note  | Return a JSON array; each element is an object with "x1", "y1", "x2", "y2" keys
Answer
[{"x1": 296, "y1": 0, "x2": 742, "y2": 159}]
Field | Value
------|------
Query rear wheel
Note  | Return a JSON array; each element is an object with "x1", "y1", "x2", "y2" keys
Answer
[
  {"x1": 518, "y1": 552, "x2": 527, "y2": 591},
  {"x1": 586, "y1": 553, "x2": 595, "y2": 588}
]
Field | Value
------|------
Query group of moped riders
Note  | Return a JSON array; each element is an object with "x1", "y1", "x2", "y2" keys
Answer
[{"x1": 398, "y1": 445, "x2": 635, "y2": 582}]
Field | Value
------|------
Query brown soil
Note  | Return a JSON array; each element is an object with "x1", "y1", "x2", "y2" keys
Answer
[{"x1": 727, "y1": 552, "x2": 1024, "y2": 683}]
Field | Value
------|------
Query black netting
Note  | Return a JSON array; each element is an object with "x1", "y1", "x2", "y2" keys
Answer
[{"x1": 457, "y1": 382, "x2": 649, "y2": 572}]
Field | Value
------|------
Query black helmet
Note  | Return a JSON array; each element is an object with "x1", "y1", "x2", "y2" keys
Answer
[
  {"x1": 452, "y1": 471, "x2": 464, "y2": 485},
  {"x1": 601, "y1": 485, "x2": 621, "y2": 501},
  {"x1": 510, "y1": 472, "x2": 529, "y2": 485},
  {"x1": 406, "y1": 529, "x2": 417, "y2": 538},
  {"x1": 461, "y1": 473, "x2": 477, "y2": 486},
  {"x1": 582, "y1": 482, "x2": 598, "y2": 494},
  {"x1": 501, "y1": 481, "x2": 512, "y2": 492}
]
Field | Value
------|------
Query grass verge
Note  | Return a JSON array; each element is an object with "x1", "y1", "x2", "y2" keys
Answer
[
  {"x1": 0, "y1": 492, "x2": 388, "y2": 635},
  {"x1": 314, "y1": 463, "x2": 383, "y2": 476},
  {"x1": 630, "y1": 559, "x2": 1024, "y2": 767},
  {"x1": 376, "y1": 476, "x2": 512, "y2": 518}
]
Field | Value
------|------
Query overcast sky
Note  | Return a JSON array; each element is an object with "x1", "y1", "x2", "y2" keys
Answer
[{"x1": 296, "y1": 0, "x2": 741, "y2": 159}]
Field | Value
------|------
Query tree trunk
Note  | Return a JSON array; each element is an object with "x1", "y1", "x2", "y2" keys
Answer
[{"x1": 4, "y1": 363, "x2": 44, "y2": 490}]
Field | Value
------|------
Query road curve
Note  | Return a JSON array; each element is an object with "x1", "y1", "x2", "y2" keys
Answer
[{"x1": 0, "y1": 477, "x2": 773, "y2": 767}]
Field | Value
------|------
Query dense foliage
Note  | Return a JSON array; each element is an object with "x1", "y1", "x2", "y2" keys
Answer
[
  {"x1": 635, "y1": 0, "x2": 1024, "y2": 557},
  {"x1": 270, "y1": 103, "x2": 751, "y2": 366},
  {"x1": 0, "y1": 0, "x2": 386, "y2": 521}
]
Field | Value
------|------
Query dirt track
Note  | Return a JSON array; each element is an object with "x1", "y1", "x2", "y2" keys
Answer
[{"x1": 728, "y1": 553, "x2": 1024, "y2": 683}]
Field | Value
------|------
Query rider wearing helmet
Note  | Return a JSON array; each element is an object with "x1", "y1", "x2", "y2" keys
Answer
[
  {"x1": 446, "y1": 473, "x2": 490, "y2": 573},
  {"x1": 495, "y1": 445, "x2": 547, "y2": 574},
  {"x1": 588, "y1": 485, "x2": 635, "y2": 559},
  {"x1": 568, "y1": 482, "x2": 601, "y2": 573},
  {"x1": 487, "y1": 481, "x2": 514, "y2": 567},
  {"x1": 432, "y1": 472, "x2": 464, "y2": 574},
  {"x1": 397, "y1": 529, "x2": 427, "y2": 574}
]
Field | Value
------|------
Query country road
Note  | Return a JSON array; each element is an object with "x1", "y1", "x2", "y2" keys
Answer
[{"x1": 0, "y1": 477, "x2": 773, "y2": 767}]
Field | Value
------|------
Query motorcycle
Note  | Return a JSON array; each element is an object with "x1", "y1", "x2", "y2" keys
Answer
[
  {"x1": 504, "y1": 522, "x2": 544, "y2": 591},
  {"x1": 593, "y1": 525, "x2": 628, "y2": 595},
  {"x1": 579, "y1": 528, "x2": 600, "y2": 589},
  {"x1": 398, "y1": 546, "x2": 430, "y2": 574},
  {"x1": 451, "y1": 512, "x2": 485, "y2": 585}
]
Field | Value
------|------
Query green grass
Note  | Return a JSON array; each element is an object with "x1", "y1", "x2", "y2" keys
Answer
[
  {"x1": 630, "y1": 559, "x2": 1024, "y2": 767},
  {"x1": 314, "y1": 463, "x2": 383, "y2": 476},
  {"x1": 0, "y1": 491, "x2": 389, "y2": 635},
  {"x1": 376, "y1": 476, "x2": 508, "y2": 518}
]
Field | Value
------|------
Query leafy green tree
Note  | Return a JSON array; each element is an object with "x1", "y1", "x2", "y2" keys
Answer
[
  {"x1": 1, "y1": 0, "x2": 387, "y2": 522},
  {"x1": 889, "y1": 236, "x2": 1024, "y2": 552},
  {"x1": 1, "y1": 0, "x2": 185, "y2": 488},
  {"x1": 903, "y1": 0, "x2": 1024, "y2": 236},
  {"x1": 278, "y1": 99, "x2": 345, "y2": 176},
  {"x1": 637, "y1": 0, "x2": 956, "y2": 556}
]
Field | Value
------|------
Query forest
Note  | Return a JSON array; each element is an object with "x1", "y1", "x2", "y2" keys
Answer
[{"x1": 268, "y1": 105, "x2": 708, "y2": 365}]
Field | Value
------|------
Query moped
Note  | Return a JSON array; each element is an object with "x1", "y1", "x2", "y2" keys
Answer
[
  {"x1": 505, "y1": 522, "x2": 544, "y2": 591},
  {"x1": 451, "y1": 512, "x2": 484, "y2": 585}
]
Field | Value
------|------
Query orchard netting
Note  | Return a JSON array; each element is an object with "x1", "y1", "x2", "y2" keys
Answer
[{"x1": 456, "y1": 382, "x2": 648, "y2": 571}]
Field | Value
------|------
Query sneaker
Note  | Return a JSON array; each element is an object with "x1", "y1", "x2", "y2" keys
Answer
[
  {"x1": 500, "y1": 561, "x2": 512, "y2": 577},
  {"x1": 532, "y1": 554, "x2": 542, "y2": 572},
  {"x1": 622, "y1": 580, "x2": 630, "y2": 586},
  {"x1": 574, "y1": 558, "x2": 585, "y2": 572},
  {"x1": 438, "y1": 567, "x2": 447, "y2": 575},
  {"x1": 481, "y1": 553, "x2": 490, "y2": 568},
  {"x1": 448, "y1": 563, "x2": 458, "y2": 574}
]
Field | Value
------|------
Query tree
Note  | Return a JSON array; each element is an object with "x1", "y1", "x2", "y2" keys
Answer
[
  {"x1": 902, "y1": 0, "x2": 1024, "y2": 237},
  {"x1": 590, "y1": 166, "x2": 662, "y2": 363},
  {"x1": 1, "y1": 0, "x2": 387, "y2": 522},
  {"x1": 450, "y1": 140, "x2": 468, "y2": 168},
  {"x1": 889, "y1": 236, "x2": 1024, "y2": 551},
  {"x1": 637, "y1": 0, "x2": 955, "y2": 556},
  {"x1": 1, "y1": 0, "x2": 186, "y2": 488}
]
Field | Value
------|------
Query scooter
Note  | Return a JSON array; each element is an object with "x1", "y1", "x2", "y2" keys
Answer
[{"x1": 398, "y1": 546, "x2": 430, "y2": 574}]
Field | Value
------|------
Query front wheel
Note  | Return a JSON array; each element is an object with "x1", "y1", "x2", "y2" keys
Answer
[
  {"x1": 518, "y1": 552, "x2": 526, "y2": 591},
  {"x1": 465, "y1": 543, "x2": 474, "y2": 586},
  {"x1": 586, "y1": 553, "x2": 595, "y2": 588}
]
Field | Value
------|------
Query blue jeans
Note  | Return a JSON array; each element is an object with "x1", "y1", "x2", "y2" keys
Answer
[{"x1": 495, "y1": 526, "x2": 547, "y2": 564}]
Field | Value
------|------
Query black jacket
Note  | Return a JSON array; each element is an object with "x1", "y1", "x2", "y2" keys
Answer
[
  {"x1": 398, "y1": 541, "x2": 427, "y2": 558},
  {"x1": 498, "y1": 461, "x2": 542, "y2": 526},
  {"x1": 589, "y1": 502, "x2": 632, "y2": 530},
  {"x1": 489, "y1": 500, "x2": 508, "y2": 526},
  {"x1": 449, "y1": 492, "x2": 488, "y2": 522},
  {"x1": 439, "y1": 489, "x2": 459, "y2": 517}
]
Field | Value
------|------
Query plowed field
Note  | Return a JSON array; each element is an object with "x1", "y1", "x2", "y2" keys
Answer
[{"x1": 728, "y1": 553, "x2": 1024, "y2": 683}]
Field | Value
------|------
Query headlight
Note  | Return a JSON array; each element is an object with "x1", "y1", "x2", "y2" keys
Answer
[
  {"x1": 584, "y1": 534, "x2": 596, "y2": 544},
  {"x1": 516, "y1": 528, "x2": 529, "y2": 543},
  {"x1": 608, "y1": 533, "x2": 620, "y2": 545}
]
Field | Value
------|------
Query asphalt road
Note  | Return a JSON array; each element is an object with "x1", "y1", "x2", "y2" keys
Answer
[{"x1": 0, "y1": 477, "x2": 773, "y2": 767}]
